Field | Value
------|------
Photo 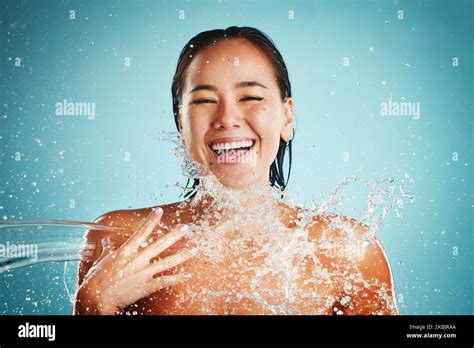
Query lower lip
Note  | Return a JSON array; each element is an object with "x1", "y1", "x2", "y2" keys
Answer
[{"x1": 211, "y1": 147, "x2": 256, "y2": 165}]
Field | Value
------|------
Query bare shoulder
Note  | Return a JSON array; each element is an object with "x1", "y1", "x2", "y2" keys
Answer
[
  {"x1": 82, "y1": 207, "x2": 151, "y2": 249},
  {"x1": 77, "y1": 201, "x2": 186, "y2": 286},
  {"x1": 305, "y1": 212, "x2": 398, "y2": 314},
  {"x1": 278, "y1": 203, "x2": 395, "y2": 287},
  {"x1": 85, "y1": 201, "x2": 187, "y2": 244}
]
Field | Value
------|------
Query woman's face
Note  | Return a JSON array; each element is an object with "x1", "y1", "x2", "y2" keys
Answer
[{"x1": 179, "y1": 38, "x2": 294, "y2": 189}]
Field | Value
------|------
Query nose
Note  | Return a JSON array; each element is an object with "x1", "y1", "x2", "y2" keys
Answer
[{"x1": 211, "y1": 97, "x2": 243, "y2": 130}]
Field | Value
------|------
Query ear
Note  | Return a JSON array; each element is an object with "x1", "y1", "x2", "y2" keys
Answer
[{"x1": 280, "y1": 98, "x2": 295, "y2": 142}]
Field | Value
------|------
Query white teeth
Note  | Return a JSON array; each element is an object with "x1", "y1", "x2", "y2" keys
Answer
[{"x1": 210, "y1": 140, "x2": 254, "y2": 151}]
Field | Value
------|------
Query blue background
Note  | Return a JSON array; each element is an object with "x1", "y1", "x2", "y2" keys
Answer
[{"x1": 1, "y1": 0, "x2": 472, "y2": 314}]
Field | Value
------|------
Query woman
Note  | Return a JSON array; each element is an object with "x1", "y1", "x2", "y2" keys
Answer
[{"x1": 74, "y1": 26, "x2": 398, "y2": 315}]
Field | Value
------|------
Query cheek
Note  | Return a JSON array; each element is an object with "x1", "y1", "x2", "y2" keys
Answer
[
  {"x1": 249, "y1": 105, "x2": 283, "y2": 152},
  {"x1": 181, "y1": 113, "x2": 205, "y2": 149}
]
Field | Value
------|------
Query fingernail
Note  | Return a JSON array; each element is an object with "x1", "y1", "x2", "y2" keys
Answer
[
  {"x1": 152, "y1": 207, "x2": 163, "y2": 216},
  {"x1": 183, "y1": 272, "x2": 192, "y2": 279},
  {"x1": 102, "y1": 237, "x2": 113, "y2": 250},
  {"x1": 178, "y1": 224, "x2": 189, "y2": 233}
]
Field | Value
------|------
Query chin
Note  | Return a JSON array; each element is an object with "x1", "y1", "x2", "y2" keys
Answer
[{"x1": 212, "y1": 166, "x2": 264, "y2": 189}]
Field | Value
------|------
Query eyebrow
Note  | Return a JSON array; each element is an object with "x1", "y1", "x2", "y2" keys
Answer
[
  {"x1": 235, "y1": 81, "x2": 268, "y2": 89},
  {"x1": 189, "y1": 81, "x2": 268, "y2": 94}
]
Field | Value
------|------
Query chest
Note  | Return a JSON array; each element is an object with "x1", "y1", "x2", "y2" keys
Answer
[{"x1": 131, "y1": 241, "x2": 338, "y2": 315}]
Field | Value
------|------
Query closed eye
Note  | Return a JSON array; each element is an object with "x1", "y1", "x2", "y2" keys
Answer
[
  {"x1": 240, "y1": 96, "x2": 264, "y2": 102},
  {"x1": 191, "y1": 98, "x2": 217, "y2": 105}
]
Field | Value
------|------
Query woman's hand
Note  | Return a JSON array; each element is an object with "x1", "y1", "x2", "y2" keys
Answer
[{"x1": 74, "y1": 207, "x2": 196, "y2": 315}]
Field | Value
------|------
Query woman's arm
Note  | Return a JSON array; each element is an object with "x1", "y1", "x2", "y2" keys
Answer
[
  {"x1": 307, "y1": 214, "x2": 398, "y2": 315},
  {"x1": 74, "y1": 210, "x2": 126, "y2": 314},
  {"x1": 75, "y1": 209, "x2": 132, "y2": 287},
  {"x1": 338, "y1": 235, "x2": 399, "y2": 315}
]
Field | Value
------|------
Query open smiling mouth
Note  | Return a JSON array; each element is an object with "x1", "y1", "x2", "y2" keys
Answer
[{"x1": 207, "y1": 139, "x2": 256, "y2": 164}]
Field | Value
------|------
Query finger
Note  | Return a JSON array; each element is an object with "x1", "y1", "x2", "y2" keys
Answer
[
  {"x1": 147, "y1": 272, "x2": 193, "y2": 292},
  {"x1": 124, "y1": 207, "x2": 163, "y2": 252},
  {"x1": 141, "y1": 247, "x2": 198, "y2": 279},
  {"x1": 84, "y1": 237, "x2": 116, "y2": 279},
  {"x1": 78, "y1": 242, "x2": 96, "y2": 262},
  {"x1": 135, "y1": 224, "x2": 190, "y2": 265},
  {"x1": 92, "y1": 237, "x2": 115, "y2": 266}
]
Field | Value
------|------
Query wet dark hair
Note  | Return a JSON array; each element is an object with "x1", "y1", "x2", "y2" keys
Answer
[{"x1": 171, "y1": 26, "x2": 294, "y2": 198}]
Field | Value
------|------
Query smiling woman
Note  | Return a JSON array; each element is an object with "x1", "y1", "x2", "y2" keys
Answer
[
  {"x1": 73, "y1": 26, "x2": 398, "y2": 315},
  {"x1": 173, "y1": 26, "x2": 294, "y2": 193}
]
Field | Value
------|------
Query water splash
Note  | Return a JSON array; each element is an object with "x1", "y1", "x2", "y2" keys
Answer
[
  {"x1": 0, "y1": 221, "x2": 127, "y2": 273},
  {"x1": 158, "y1": 131, "x2": 206, "y2": 180},
  {"x1": 153, "y1": 132, "x2": 413, "y2": 314},
  {"x1": 1, "y1": 134, "x2": 413, "y2": 315}
]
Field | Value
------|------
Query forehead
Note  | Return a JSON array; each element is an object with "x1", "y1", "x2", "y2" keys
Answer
[{"x1": 184, "y1": 38, "x2": 277, "y2": 90}]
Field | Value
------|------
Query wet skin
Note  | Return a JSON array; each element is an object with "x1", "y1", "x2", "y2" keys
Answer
[
  {"x1": 74, "y1": 38, "x2": 398, "y2": 315},
  {"x1": 74, "y1": 200, "x2": 398, "y2": 315}
]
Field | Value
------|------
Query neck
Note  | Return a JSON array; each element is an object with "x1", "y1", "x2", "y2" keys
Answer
[{"x1": 190, "y1": 173, "x2": 280, "y2": 216}]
